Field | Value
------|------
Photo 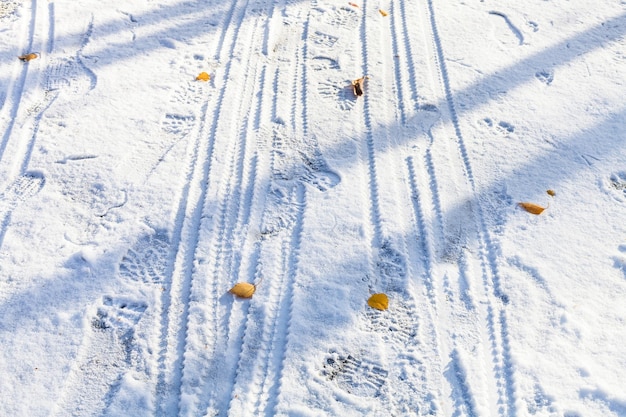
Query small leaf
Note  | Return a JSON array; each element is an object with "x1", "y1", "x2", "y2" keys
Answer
[
  {"x1": 19, "y1": 53, "x2": 38, "y2": 62},
  {"x1": 229, "y1": 282, "x2": 256, "y2": 298},
  {"x1": 547, "y1": 189, "x2": 556, "y2": 197},
  {"x1": 518, "y1": 202, "x2": 546, "y2": 215},
  {"x1": 348, "y1": 2, "x2": 359, "y2": 7},
  {"x1": 367, "y1": 293, "x2": 389, "y2": 311},
  {"x1": 196, "y1": 72, "x2": 210, "y2": 81},
  {"x1": 352, "y1": 76, "x2": 367, "y2": 97},
  {"x1": 379, "y1": 9, "x2": 389, "y2": 17}
]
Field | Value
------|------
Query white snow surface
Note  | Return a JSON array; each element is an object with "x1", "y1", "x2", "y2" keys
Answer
[{"x1": 1, "y1": 0, "x2": 625, "y2": 416}]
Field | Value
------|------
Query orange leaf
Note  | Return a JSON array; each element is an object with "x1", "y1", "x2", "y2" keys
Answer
[
  {"x1": 196, "y1": 72, "x2": 210, "y2": 81},
  {"x1": 18, "y1": 53, "x2": 38, "y2": 62},
  {"x1": 229, "y1": 282, "x2": 256, "y2": 298},
  {"x1": 379, "y1": 9, "x2": 388, "y2": 17},
  {"x1": 518, "y1": 202, "x2": 546, "y2": 215},
  {"x1": 367, "y1": 293, "x2": 389, "y2": 311}
]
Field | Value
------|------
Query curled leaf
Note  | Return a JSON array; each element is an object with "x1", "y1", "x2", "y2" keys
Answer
[
  {"x1": 379, "y1": 9, "x2": 388, "y2": 16},
  {"x1": 352, "y1": 75, "x2": 367, "y2": 97},
  {"x1": 229, "y1": 282, "x2": 256, "y2": 298},
  {"x1": 547, "y1": 189, "x2": 556, "y2": 197},
  {"x1": 367, "y1": 293, "x2": 389, "y2": 311},
  {"x1": 518, "y1": 202, "x2": 546, "y2": 215},
  {"x1": 19, "y1": 53, "x2": 38, "y2": 62},
  {"x1": 196, "y1": 71, "x2": 210, "y2": 81}
]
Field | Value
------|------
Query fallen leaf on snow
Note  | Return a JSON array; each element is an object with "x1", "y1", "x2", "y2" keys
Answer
[
  {"x1": 196, "y1": 72, "x2": 210, "y2": 81},
  {"x1": 379, "y1": 9, "x2": 388, "y2": 16},
  {"x1": 518, "y1": 202, "x2": 546, "y2": 215},
  {"x1": 547, "y1": 189, "x2": 556, "y2": 197},
  {"x1": 348, "y1": 2, "x2": 359, "y2": 7},
  {"x1": 352, "y1": 76, "x2": 368, "y2": 97},
  {"x1": 229, "y1": 282, "x2": 256, "y2": 298},
  {"x1": 367, "y1": 293, "x2": 389, "y2": 311},
  {"x1": 19, "y1": 53, "x2": 38, "y2": 62}
]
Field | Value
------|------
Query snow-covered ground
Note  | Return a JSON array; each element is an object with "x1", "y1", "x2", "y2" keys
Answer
[{"x1": 1, "y1": 0, "x2": 625, "y2": 415}]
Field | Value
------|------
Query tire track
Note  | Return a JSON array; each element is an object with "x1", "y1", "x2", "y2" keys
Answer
[
  {"x1": 422, "y1": 0, "x2": 517, "y2": 415},
  {"x1": 227, "y1": 3, "x2": 316, "y2": 415},
  {"x1": 356, "y1": 1, "x2": 446, "y2": 413},
  {"x1": 170, "y1": 0, "x2": 269, "y2": 414},
  {"x1": 156, "y1": 0, "x2": 256, "y2": 414},
  {"x1": 0, "y1": 0, "x2": 44, "y2": 180}
]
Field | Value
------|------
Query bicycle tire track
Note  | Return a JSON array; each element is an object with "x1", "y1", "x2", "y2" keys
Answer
[
  {"x1": 423, "y1": 0, "x2": 517, "y2": 415},
  {"x1": 356, "y1": 1, "x2": 447, "y2": 413}
]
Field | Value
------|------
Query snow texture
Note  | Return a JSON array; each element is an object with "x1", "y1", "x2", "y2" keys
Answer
[{"x1": 1, "y1": 0, "x2": 625, "y2": 416}]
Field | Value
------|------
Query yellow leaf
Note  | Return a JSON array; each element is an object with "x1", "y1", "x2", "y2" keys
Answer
[
  {"x1": 229, "y1": 282, "x2": 256, "y2": 298},
  {"x1": 196, "y1": 72, "x2": 210, "y2": 81},
  {"x1": 379, "y1": 9, "x2": 388, "y2": 17},
  {"x1": 547, "y1": 189, "x2": 556, "y2": 197},
  {"x1": 19, "y1": 53, "x2": 38, "y2": 62},
  {"x1": 367, "y1": 293, "x2": 389, "y2": 311},
  {"x1": 352, "y1": 76, "x2": 367, "y2": 97},
  {"x1": 518, "y1": 202, "x2": 546, "y2": 215}
]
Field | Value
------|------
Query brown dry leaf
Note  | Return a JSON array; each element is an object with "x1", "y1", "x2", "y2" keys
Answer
[
  {"x1": 352, "y1": 76, "x2": 367, "y2": 97},
  {"x1": 518, "y1": 202, "x2": 546, "y2": 215},
  {"x1": 18, "y1": 53, "x2": 38, "y2": 62},
  {"x1": 229, "y1": 282, "x2": 256, "y2": 298},
  {"x1": 379, "y1": 9, "x2": 389, "y2": 16},
  {"x1": 547, "y1": 189, "x2": 556, "y2": 197},
  {"x1": 348, "y1": 2, "x2": 359, "y2": 7},
  {"x1": 196, "y1": 72, "x2": 210, "y2": 81},
  {"x1": 367, "y1": 293, "x2": 389, "y2": 311}
]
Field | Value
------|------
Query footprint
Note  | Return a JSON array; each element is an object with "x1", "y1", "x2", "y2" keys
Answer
[
  {"x1": 259, "y1": 183, "x2": 300, "y2": 237},
  {"x1": 0, "y1": 172, "x2": 45, "y2": 213},
  {"x1": 269, "y1": 124, "x2": 341, "y2": 192},
  {"x1": 311, "y1": 31, "x2": 339, "y2": 48},
  {"x1": 527, "y1": 384, "x2": 554, "y2": 415},
  {"x1": 118, "y1": 231, "x2": 170, "y2": 284},
  {"x1": 60, "y1": 172, "x2": 126, "y2": 217},
  {"x1": 377, "y1": 241, "x2": 407, "y2": 284},
  {"x1": 322, "y1": 350, "x2": 388, "y2": 397},
  {"x1": 327, "y1": 6, "x2": 360, "y2": 30},
  {"x1": 0, "y1": 1, "x2": 19, "y2": 21},
  {"x1": 613, "y1": 244, "x2": 626, "y2": 278},
  {"x1": 45, "y1": 54, "x2": 96, "y2": 96},
  {"x1": 317, "y1": 80, "x2": 356, "y2": 111},
  {"x1": 92, "y1": 296, "x2": 147, "y2": 339},
  {"x1": 364, "y1": 299, "x2": 418, "y2": 347},
  {"x1": 162, "y1": 113, "x2": 196, "y2": 137},
  {"x1": 607, "y1": 171, "x2": 626, "y2": 202},
  {"x1": 535, "y1": 69, "x2": 554, "y2": 85},
  {"x1": 497, "y1": 120, "x2": 515, "y2": 134},
  {"x1": 310, "y1": 56, "x2": 340, "y2": 72},
  {"x1": 56, "y1": 296, "x2": 148, "y2": 415}
]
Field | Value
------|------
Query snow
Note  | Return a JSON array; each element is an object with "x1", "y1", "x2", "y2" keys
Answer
[{"x1": 1, "y1": 0, "x2": 625, "y2": 416}]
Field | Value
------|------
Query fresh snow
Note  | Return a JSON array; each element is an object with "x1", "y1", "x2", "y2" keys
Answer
[{"x1": 1, "y1": 0, "x2": 625, "y2": 416}]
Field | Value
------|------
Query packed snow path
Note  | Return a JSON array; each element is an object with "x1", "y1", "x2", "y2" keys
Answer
[{"x1": 1, "y1": 0, "x2": 626, "y2": 416}]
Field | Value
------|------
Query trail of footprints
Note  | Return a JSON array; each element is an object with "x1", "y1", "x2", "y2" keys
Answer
[{"x1": 309, "y1": 5, "x2": 361, "y2": 112}]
